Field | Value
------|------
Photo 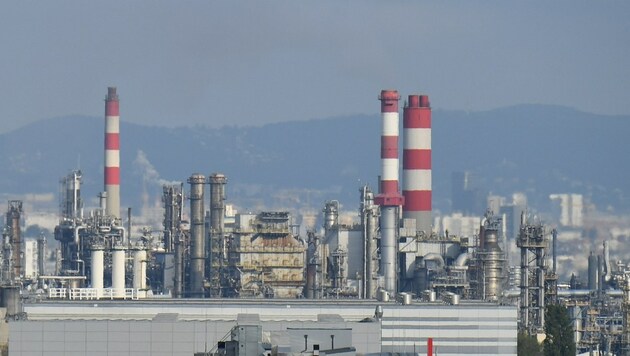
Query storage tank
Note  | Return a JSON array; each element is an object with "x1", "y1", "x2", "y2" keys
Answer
[
  {"x1": 400, "y1": 292, "x2": 412, "y2": 305},
  {"x1": 133, "y1": 248, "x2": 147, "y2": 291},
  {"x1": 91, "y1": 245, "x2": 104, "y2": 297},
  {"x1": 112, "y1": 246, "x2": 126, "y2": 297},
  {"x1": 0, "y1": 285, "x2": 21, "y2": 318},
  {"x1": 377, "y1": 289, "x2": 390, "y2": 302}
]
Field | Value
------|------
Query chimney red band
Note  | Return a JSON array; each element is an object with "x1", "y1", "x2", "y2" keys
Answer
[{"x1": 105, "y1": 133, "x2": 120, "y2": 150}]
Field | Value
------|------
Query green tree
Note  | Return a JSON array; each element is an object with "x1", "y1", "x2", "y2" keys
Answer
[
  {"x1": 543, "y1": 304, "x2": 576, "y2": 356},
  {"x1": 518, "y1": 331, "x2": 542, "y2": 356}
]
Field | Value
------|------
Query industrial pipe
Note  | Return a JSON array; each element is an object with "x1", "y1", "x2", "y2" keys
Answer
[
  {"x1": 422, "y1": 253, "x2": 444, "y2": 269},
  {"x1": 454, "y1": 252, "x2": 469, "y2": 267}
]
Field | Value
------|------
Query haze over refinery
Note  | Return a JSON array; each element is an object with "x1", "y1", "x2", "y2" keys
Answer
[
  {"x1": 0, "y1": 1, "x2": 629, "y2": 133},
  {"x1": 2, "y1": 2, "x2": 630, "y2": 355}
]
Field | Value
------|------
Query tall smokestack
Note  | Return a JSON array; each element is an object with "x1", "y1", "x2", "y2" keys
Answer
[
  {"x1": 374, "y1": 89, "x2": 404, "y2": 295},
  {"x1": 403, "y1": 94, "x2": 432, "y2": 234},
  {"x1": 105, "y1": 87, "x2": 121, "y2": 218}
]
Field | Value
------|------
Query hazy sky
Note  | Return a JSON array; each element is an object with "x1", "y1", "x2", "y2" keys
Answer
[{"x1": 1, "y1": 1, "x2": 628, "y2": 133}]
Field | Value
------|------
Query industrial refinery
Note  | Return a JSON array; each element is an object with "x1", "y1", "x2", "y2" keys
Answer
[{"x1": 0, "y1": 87, "x2": 627, "y2": 356}]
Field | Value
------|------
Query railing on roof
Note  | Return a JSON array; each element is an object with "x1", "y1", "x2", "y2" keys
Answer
[{"x1": 48, "y1": 288, "x2": 140, "y2": 300}]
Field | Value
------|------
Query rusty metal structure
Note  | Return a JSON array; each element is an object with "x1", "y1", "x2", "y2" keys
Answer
[
  {"x1": 1, "y1": 200, "x2": 24, "y2": 284},
  {"x1": 226, "y1": 212, "x2": 305, "y2": 298},
  {"x1": 6, "y1": 201, "x2": 23, "y2": 280}
]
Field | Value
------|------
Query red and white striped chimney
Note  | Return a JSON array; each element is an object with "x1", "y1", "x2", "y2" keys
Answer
[
  {"x1": 403, "y1": 94, "x2": 432, "y2": 234},
  {"x1": 105, "y1": 87, "x2": 120, "y2": 219},
  {"x1": 374, "y1": 90, "x2": 404, "y2": 206},
  {"x1": 375, "y1": 89, "x2": 403, "y2": 295}
]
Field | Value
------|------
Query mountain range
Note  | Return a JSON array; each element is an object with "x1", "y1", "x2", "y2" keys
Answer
[{"x1": 0, "y1": 104, "x2": 628, "y2": 216}]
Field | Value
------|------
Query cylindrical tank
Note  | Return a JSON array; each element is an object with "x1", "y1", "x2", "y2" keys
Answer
[
  {"x1": 400, "y1": 292, "x2": 412, "y2": 305},
  {"x1": 112, "y1": 248, "x2": 126, "y2": 297},
  {"x1": 377, "y1": 289, "x2": 390, "y2": 302},
  {"x1": 381, "y1": 207, "x2": 398, "y2": 294},
  {"x1": 91, "y1": 248, "x2": 104, "y2": 297},
  {"x1": 0, "y1": 285, "x2": 21, "y2": 317},
  {"x1": 133, "y1": 249, "x2": 147, "y2": 291},
  {"x1": 482, "y1": 224, "x2": 504, "y2": 301},
  {"x1": 174, "y1": 232, "x2": 183, "y2": 298},
  {"x1": 188, "y1": 173, "x2": 206, "y2": 298}
]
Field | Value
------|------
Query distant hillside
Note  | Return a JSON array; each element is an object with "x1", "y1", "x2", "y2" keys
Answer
[{"x1": 0, "y1": 105, "x2": 628, "y2": 214}]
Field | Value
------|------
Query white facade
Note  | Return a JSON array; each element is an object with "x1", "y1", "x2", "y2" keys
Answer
[
  {"x1": 438, "y1": 213, "x2": 481, "y2": 238},
  {"x1": 12, "y1": 299, "x2": 517, "y2": 356},
  {"x1": 23, "y1": 239, "x2": 38, "y2": 279},
  {"x1": 486, "y1": 195, "x2": 506, "y2": 215},
  {"x1": 550, "y1": 193, "x2": 584, "y2": 227}
]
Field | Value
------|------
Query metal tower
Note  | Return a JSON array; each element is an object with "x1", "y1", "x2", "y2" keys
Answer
[{"x1": 517, "y1": 212, "x2": 549, "y2": 334}]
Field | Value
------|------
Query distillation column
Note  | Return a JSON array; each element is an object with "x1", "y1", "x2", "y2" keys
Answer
[
  {"x1": 104, "y1": 87, "x2": 121, "y2": 219},
  {"x1": 517, "y1": 214, "x2": 548, "y2": 334},
  {"x1": 188, "y1": 174, "x2": 206, "y2": 297},
  {"x1": 374, "y1": 90, "x2": 404, "y2": 295},
  {"x1": 63, "y1": 170, "x2": 83, "y2": 219},
  {"x1": 7, "y1": 201, "x2": 23, "y2": 279},
  {"x1": 305, "y1": 231, "x2": 321, "y2": 299},
  {"x1": 402, "y1": 94, "x2": 432, "y2": 234},
  {"x1": 174, "y1": 229, "x2": 184, "y2": 299},
  {"x1": 162, "y1": 184, "x2": 183, "y2": 253},
  {"x1": 479, "y1": 215, "x2": 505, "y2": 301},
  {"x1": 208, "y1": 173, "x2": 227, "y2": 297},
  {"x1": 37, "y1": 234, "x2": 45, "y2": 283},
  {"x1": 361, "y1": 185, "x2": 379, "y2": 299},
  {"x1": 55, "y1": 171, "x2": 84, "y2": 277}
]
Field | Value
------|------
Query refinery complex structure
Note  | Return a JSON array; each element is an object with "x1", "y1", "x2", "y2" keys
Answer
[{"x1": 0, "y1": 88, "x2": 627, "y2": 356}]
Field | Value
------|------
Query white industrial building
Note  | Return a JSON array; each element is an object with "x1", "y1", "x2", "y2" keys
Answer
[{"x1": 9, "y1": 299, "x2": 517, "y2": 356}]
